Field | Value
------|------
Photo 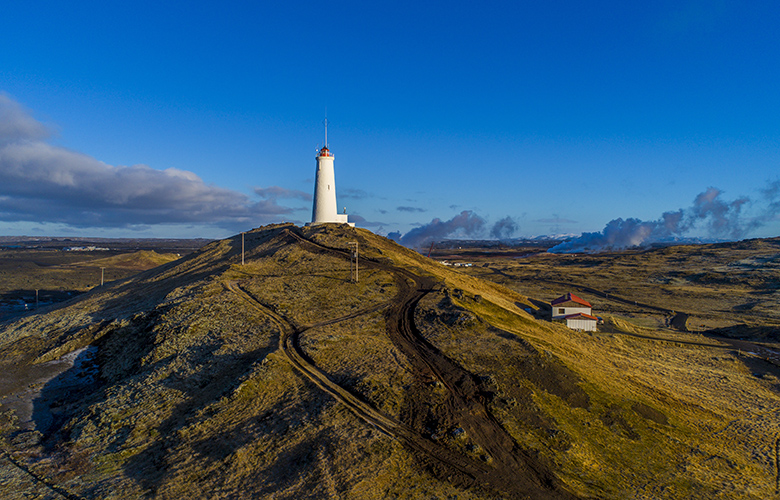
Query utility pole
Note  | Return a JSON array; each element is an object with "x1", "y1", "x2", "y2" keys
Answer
[
  {"x1": 35, "y1": 289, "x2": 39, "y2": 310},
  {"x1": 100, "y1": 267, "x2": 105, "y2": 286},
  {"x1": 242, "y1": 232, "x2": 245, "y2": 266},
  {"x1": 348, "y1": 241, "x2": 358, "y2": 283}
]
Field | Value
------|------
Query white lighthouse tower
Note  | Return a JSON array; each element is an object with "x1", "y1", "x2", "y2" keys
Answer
[{"x1": 307, "y1": 119, "x2": 353, "y2": 226}]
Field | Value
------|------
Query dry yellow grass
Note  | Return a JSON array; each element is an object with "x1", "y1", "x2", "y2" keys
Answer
[{"x1": 0, "y1": 224, "x2": 777, "y2": 499}]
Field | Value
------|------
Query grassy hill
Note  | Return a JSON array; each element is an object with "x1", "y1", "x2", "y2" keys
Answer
[
  {"x1": 66, "y1": 250, "x2": 182, "y2": 271},
  {"x1": 0, "y1": 249, "x2": 184, "y2": 323},
  {"x1": 0, "y1": 224, "x2": 777, "y2": 499}
]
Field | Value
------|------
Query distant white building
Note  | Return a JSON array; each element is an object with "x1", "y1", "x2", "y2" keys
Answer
[
  {"x1": 64, "y1": 246, "x2": 109, "y2": 251},
  {"x1": 551, "y1": 292, "x2": 597, "y2": 332}
]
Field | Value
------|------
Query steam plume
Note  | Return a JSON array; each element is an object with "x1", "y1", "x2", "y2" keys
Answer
[
  {"x1": 396, "y1": 210, "x2": 486, "y2": 248},
  {"x1": 549, "y1": 186, "x2": 773, "y2": 253},
  {"x1": 490, "y1": 216, "x2": 519, "y2": 240}
]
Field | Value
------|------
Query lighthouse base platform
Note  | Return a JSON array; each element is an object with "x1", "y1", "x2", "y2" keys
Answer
[{"x1": 305, "y1": 213, "x2": 354, "y2": 227}]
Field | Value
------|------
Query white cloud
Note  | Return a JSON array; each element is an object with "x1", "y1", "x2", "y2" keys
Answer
[
  {"x1": 0, "y1": 93, "x2": 51, "y2": 143},
  {"x1": 0, "y1": 94, "x2": 306, "y2": 233}
]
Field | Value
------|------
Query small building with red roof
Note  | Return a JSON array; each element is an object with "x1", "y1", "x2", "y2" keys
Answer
[{"x1": 551, "y1": 292, "x2": 598, "y2": 331}]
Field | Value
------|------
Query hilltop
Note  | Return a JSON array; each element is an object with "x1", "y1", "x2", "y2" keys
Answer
[
  {"x1": 65, "y1": 250, "x2": 182, "y2": 271},
  {"x1": 0, "y1": 224, "x2": 777, "y2": 499}
]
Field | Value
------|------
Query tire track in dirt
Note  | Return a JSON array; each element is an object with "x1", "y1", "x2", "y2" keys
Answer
[
  {"x1": 386, "y1": 272, "x2": 574, "y2": 498},
  {"x1": 280, "y1": 228, "x2": 579, "y2": 499},
  {"x1": 225, "y1": 281, "x2": 495, "y2": 480}
]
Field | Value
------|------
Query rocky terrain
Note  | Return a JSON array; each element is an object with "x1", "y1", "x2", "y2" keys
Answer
[{"x1": 0, "y1": 224, "x2": 777, "y2": 499}]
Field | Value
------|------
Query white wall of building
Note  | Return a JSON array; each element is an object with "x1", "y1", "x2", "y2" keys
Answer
[
  {"x1": 566, "y1": 318, "x2": 598, "y2": 331},
  {"x1": 309, "y1": 148, "x2": 354, "y2": 226},
  {"x1": 311, "y1": 151, "x2": 338, "y2": 223},
  {"x1": 552, "y1": 306, "x2": 591, "y2": 320}
]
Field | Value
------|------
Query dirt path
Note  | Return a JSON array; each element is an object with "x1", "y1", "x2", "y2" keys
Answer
[
  {"x1": 385, "y1": 270, "x2": 572, "y2": 498},
  {"x1": 226, "y1": 281, "x2": 497, "y2": 481},
  {"x1": 226, "y1": 281, "x2": 401, "y2": 432},
  {"x1": 264, "y1": 228, "x2": 579, "y2": 499},
  {"x1": 719, "y1": 338, "x2": 780, "y2": 366}
]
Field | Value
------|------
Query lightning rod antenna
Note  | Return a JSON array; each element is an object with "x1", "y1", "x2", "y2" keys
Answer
[{"x1": 323, "y1": 117, "x2": 328, "y2": 148}]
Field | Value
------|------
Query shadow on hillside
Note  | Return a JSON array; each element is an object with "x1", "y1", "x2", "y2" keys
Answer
[
  {"x1": 0, "y1": 289, "x2": 82, "y2": 304},
  {"x1": 734, "y1": 354, "x2": 780, "y2": 393},
  {"x1": 21, "y1": 238, "x2": 242, "y2": 458},
  {"x1": 29, "y1": 301, "x2": 284, "y2": 493},
  {"x1": 187, "y1": 387, "x2": 336, "y2": 496},
  {"x1": 121, "y1": 340, "x2": 282, "y2": 493},
  {"x1": 94, "y1": 265, "x2": 231, "y2": 320},
  {"x1": 0, "y1": 289, "x2": 85, "y2": 321},
  {"x1": 29, "y1": 306, "x2": 174, "y2": 451},
  {"x1": 31, "y1": 346, "x2": 101, "y2": 447},
  {"x1": 526, "y1": 299, "x2": 551, "y2": 319},
  {"x1": 704, "y1": 324, "x2": 780, "y2": 343}
]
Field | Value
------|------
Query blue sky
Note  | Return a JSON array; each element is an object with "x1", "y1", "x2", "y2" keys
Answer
[{"x1": 1, "y1": 1, "x2": 779, "y2": 245}]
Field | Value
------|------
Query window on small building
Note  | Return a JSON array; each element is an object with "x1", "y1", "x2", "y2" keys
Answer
[{"x1": 558, "y1": 308, "x2": 565, "y2": 314}]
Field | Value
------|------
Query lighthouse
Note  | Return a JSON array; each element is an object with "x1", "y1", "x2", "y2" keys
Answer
[{"x1": 307, "y1": 120, "x2": 353, "y2": 226}]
